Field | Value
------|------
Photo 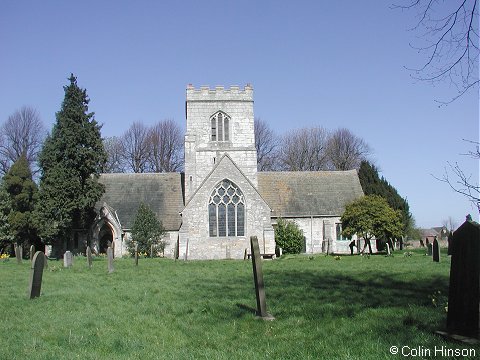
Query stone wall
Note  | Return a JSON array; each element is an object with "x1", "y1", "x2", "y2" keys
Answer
[{"x1": 179, "y1": 155, "x2": 274, "y2": 259}]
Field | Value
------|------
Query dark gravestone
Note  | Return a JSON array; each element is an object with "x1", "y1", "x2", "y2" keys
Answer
[
  {"x1": 427, "y1": 242, "x2": 433, "y2": 256},
  {"x1": 30, "y1": 245, "x2": 35, "y2": 261},
  {"x1": 432, "y1": 238, "x2": 440, "y2": 262},
  {"x1": 86, "y1": 246, "x2": 93, "y2": 269},
  {"x1": 135, "y1": 243, "x2": 139, "y2": 266},
  {"x1": 111, "y1": 241, "x2": 115, "y2": 259},
  {"x1": 447, "y1": 220, "x2": 480, "y2": 339},
  {"x1": 447, "y1": 231, "x2": 453, "y2": 256},
  {"x1": 250, "y1": 236, "x2": 274, "y2": 320},
  {"x1": 107, "y1": 247, "x2": 114, "y2": 273},
  {"x1": 28, "y1": 251, "x2": 45, "y2": 299}
]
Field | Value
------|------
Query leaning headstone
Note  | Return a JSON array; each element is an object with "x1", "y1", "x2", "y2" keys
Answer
[
  {"x1": 250, "y1": 236, "x2": 274, "y2": 320},
  {"x1": 386, "y1": 243, "x2": 391, "y2": 256},
  {"x1": 107, "y1": 247, "x2": 114, "y2": 273},
  {"x1": 63, "y1": 251, "x2": 73, "y2": 268},
  {"x1": 29, "y1": 245, "x2": 35, "y2": 261},
  {"x1": 135, "y1": 243, "x2": 139, "y2": 266},
  {"x1": 432, "y1": 238, "x2": 440, "y2": 262},
  {"x1": 15, "y1": 244, "x2": 22, "y2": 264},
  {"x1": 28, "y1": 251, "x2": 45, "y2": 299},
  {"x1": 446, "y1": 219, "x2": 480, "y2": 339},
  {"x1": 86, "y1": 246, "x2": 93, "y2": 269}
]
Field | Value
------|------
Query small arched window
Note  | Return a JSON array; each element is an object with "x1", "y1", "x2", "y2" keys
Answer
[
  {"x1": 210, "y1": 111, "x2": 230, "y2": 142},
  {"x1": 208, "y1": 179, "x2": 245, "y2": 237}
]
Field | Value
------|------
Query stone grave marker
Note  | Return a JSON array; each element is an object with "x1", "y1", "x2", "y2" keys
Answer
[
  {"x1": 446, "y1": 219, "x2": 479, "y2": 339},
  {"x1": 386, "y1": 243, "x2": 391, "y2": 256},
  {"x1": 28, "y1": 251, "x2": 45, "y2": 299},
  {"x1": 63, "y1": 251, "x2": 73, "y2": 268},
  {"x1": 432, "y1": 237, "x2": 440, "y2": 262},
  {"x1": 86, "y1": 246, "x2": 92, "y2": 269},
  {"x1": 29, "y1": 245, "x2": 35, "y2": 261},
  {"x1": 250, "y1": 236, "x2": 274, "y2": 320},
  {"x1": 111, "y1": 241, "x2": 115, "y2": 259},
  {"x1": 15, "y1": 244, "x2": 22, "y2": 264},
  {"x1": 427, "y1": 242, "x2": 433, "y2": 256},
  {"x1": 107, "y1": 247, "x2": 114, "y2": 273},
  {"x1": 135, "y1": 243, "x2": 139, "y2": 266}
]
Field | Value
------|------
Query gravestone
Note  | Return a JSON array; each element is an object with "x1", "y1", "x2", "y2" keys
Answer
[
  {"x1": 107, "y1": 247, "x2": 114, "y2": 273},
  {"x1": 111, "y1": 241, "x2": 115, "y2": 259},
  {"x1": 447, "y1": 231, "x2": 453, "y2": 255},
  {"x1": 250, "y1": 236, "x2": 274, "y2": 320},
  {"x1": 432, "y1": 237, "x2": 440, "y2": 262},
  {"x1": 15, "y1": 244, "x2": 22, "y2": 264},
  {"x1": 244, "y1": 248, "x2": 248, "y2": 260},
  {"x1": 135, "y1": 243, "x2": 139, "y2": 266},
  {"x1": 86, "y1": 246, "x2": 92, "y2": 269},
  {"x1": 386, "y1": 243, "x2": 391, "y2": 256},
  {"x1": 28, "y1": 251, "x2": 45, "y2": 299},
  {"x1": 63, "y1": 251, "x2": 73, "y2": 268},
  {"x1": 43, "y1": 253, "x2": 48, "y2": 269},
  {"x1": 446, "y1": 219, "x2": 479, "y2": 339},
  {"x1": 30, "y1": 245, "x2": 35, "y2": 261},
  {"x1": 427, "y1": 242, "x2": 433, "y2": 256}
]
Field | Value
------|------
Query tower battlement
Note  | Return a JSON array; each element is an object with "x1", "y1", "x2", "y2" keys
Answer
[{"x1": 186, "y1": 84, "x2": 253, "y2": 101}]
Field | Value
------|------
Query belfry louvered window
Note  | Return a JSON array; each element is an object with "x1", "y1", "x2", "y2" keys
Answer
[
  {"x1": 210, "y1": 111, "x2": 230, "y2": 141},
  {"x1": 208, "y1": 179, "x2": 245, "y2": 237}
]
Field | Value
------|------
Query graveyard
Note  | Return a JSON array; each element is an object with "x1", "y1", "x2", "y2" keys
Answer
[{"x1": 1, "y1": 247, "x2": 479, "y2": 359}]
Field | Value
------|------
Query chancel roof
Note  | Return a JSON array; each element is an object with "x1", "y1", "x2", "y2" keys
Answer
[
  {"x1": 257, "y1": 170, "x2": 364, "y2": 217},
  {"x1": 97, "y1": 173, "x2": 184, "y2": 230}
]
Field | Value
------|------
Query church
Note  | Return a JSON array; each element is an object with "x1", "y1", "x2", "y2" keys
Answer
[{"x1": 91, "y1": 85, "x2": 365, "y2": 259}]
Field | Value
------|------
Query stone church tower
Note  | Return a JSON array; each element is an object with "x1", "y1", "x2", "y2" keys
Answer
[
  {"x1": 184, "y1": 84, "x2": 258, "y2": 200},
  {"x1": 179, "y1": 85, "x2": 275, "y2": 259}
]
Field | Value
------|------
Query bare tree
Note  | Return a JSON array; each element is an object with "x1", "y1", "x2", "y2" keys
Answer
[
  {"x1": 394, "y1": 0, "x2": 479, "y2": 104},
  {"x1": 102, "y1": 136, "x2": 125, "y2": 173},
  {"x1": 148, "y1": 119, "x2": 184, "y2": 172},
  {"x1": 0, "y1": 106, "x2": 46, "y2": 175},
  {"x1": 121, "y1": 122, "x2": 151, "y2": 173},
  {"x1": 442, "y1": 216, "x2": 458, "y2": 232},
  {"x1": 254, "y1": 117, "x2": 279, "y2": 171},
  {"x1": 435, "y1": 140, "x2": 479, "y2": 213},
  {"x1": 326, "y1": 128, "x2": 371, "y2": 170},
  {"x1": 279, "y1": 127, "x2": 330, "y2": 171}
]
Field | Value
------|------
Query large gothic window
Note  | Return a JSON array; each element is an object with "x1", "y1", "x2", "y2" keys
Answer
[
  {"x1": 210, "y1": 111, "x2": 230, "y2": 142},
  {"x1": 208, "y1": 179, "x2": 245, "y2": 237}
]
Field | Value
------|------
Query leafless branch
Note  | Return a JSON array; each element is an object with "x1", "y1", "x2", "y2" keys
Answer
[
  {"x1": 394, "y1": 0, "x2": 479, "y2": 103},
  {"x1": 254, "y1": 117, "x2": 279, "y2": 171}
]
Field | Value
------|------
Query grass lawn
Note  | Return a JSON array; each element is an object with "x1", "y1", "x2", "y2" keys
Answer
[{"x1": 1, "y1": 249, "x2": 478, "y2": 359}]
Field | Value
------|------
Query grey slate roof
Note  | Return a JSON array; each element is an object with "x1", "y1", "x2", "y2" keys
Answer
[
  {"x1": 97, "y1": 173, "x2": 184, "y2": 230},
  {"x1": 257, "y1": 170, "x2": 364, "y2": 217}
]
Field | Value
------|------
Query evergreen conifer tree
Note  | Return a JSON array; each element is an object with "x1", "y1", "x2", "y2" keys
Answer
[
  {"x1": 36, "y1": 74, "x2": 107, "y2": 251},
  {"x1": 2, "y1": 154, "x2": 40, "y2": 251},
  {"x1": 358, "y1": 161, "x2": 412, "y2": 235}
]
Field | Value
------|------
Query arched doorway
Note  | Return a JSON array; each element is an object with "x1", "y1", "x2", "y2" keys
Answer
[{"x1": 98, "y1": 223, "x2": 113, "y2": 254}]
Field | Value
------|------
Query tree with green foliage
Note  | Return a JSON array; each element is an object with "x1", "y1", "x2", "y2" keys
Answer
[
  {"x1": 0, "y1": 184, "x2": 13, "y2": 254},
  {"x1": 341, "y1": 195, "x2": 403, "y2": 255},
  {"x1": 274, "y1": 218, "x2": 304, "y2": 254},
  {"x1": 2, "y1": 154, "x2": 40, "y2": 253},
  {"x1": 36, "y1": 74, "x2": 107, "y2": 253},
  {"x1": 127, "y1": 203, "x2": 166, "y2": 257},
  {"x1": 358, "y1": 161, "x2": 412, "y2": 236}
]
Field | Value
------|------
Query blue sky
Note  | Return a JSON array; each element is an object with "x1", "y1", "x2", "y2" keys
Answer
[{"x1": 0, "y1": 0, "x2": 478, "y2": 228}]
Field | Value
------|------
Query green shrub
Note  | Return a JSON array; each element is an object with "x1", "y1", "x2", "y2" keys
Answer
[
  {"x1": 274, "y1": 218, "x2": 304, "y2": 254},
  {"x1": 126, "y1": 203, "x2": 166, "y2": 257}
]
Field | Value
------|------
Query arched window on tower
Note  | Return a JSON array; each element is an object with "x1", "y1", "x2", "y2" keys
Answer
[
  {"x1": 208, "y1": 179, "x2": 245, "y2": 237},
  {"x1": 210, "y1": 111, "x2": 230, "y2": 142}
]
